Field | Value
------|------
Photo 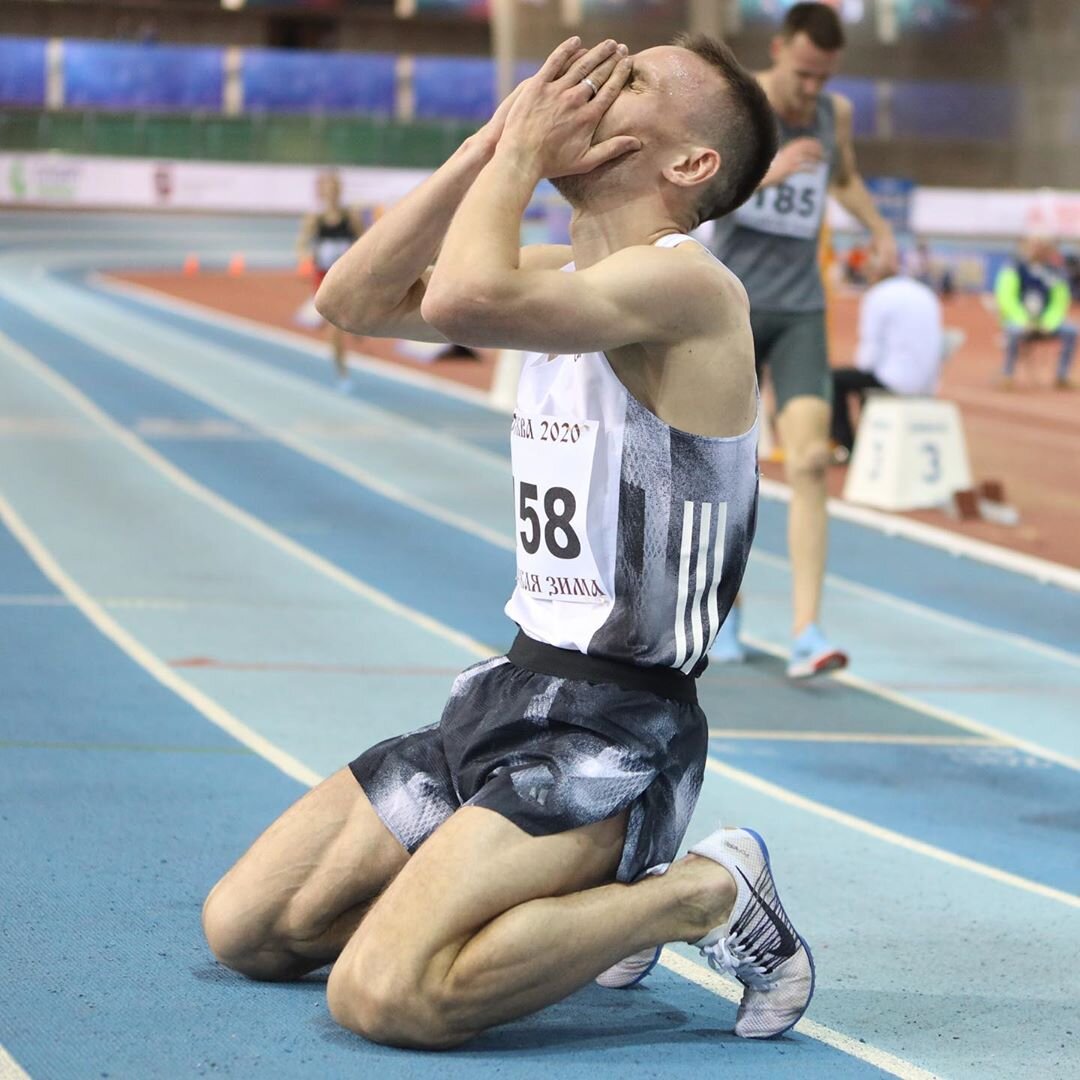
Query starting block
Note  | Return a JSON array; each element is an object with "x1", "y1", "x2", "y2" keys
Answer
[{"x1": 843, "y1": 394, "x2": 972, "y2": 511}]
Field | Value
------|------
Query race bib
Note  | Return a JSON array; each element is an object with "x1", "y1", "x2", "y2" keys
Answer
[
  {"x1": 732, "y1": 161, "x2": 828, "y2": 240},
  {"x1": 510, "y1": 411, "x2": 608, "y2": 604}
]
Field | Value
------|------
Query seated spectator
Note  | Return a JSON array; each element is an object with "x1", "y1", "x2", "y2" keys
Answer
[
  {"x1": 830, "y1": 255, "x2": 944, "y2": 456},
  {"x1": 996, "y1": 236, "x2": 1077, "y2": 390}
]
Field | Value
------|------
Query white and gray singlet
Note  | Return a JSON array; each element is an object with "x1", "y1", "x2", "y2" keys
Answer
[{"x1": 504, "y1": 234, "x2": 760, "y2": 675}]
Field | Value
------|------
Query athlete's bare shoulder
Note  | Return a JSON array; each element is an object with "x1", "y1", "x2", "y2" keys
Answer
[
  {"x1": 520, "y1": 244, "x2": 574, "y2": 270},
  {"x1": 669, "y1": 238, "x2": 751, "y2": 320}
]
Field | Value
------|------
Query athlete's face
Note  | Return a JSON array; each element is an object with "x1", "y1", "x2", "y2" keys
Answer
[
  {"x1": 318, "y1": 174, "x2": 342, "y2": 208},
  {"x1": 553, "y1": 47, "x2": 718, "y2": 205},
  {"x1": 770, "y1": 32, "x2": 841, "y2": 113}
]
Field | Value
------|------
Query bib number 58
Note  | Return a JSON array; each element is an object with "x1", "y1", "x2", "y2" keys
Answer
[{"x1": 518, "y1": 481, "x2": 581, "y2": 559}]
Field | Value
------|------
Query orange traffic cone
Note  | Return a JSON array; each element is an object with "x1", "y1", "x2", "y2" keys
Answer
[
  {"x1": 182, "y1": 254, "x2": 199, "y2": 276},
  {"x1": 297, "y1": 254, "x2": 314, "y2": 278},
  {"x1": 227, "y1": 253, "x2": 246, "y2": 276}
]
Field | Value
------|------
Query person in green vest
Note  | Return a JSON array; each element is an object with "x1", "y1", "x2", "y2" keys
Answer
[{"x1": 995, "y1": 236, "x2": 1076, "y2": 390}]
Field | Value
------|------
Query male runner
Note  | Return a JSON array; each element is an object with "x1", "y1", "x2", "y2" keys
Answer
[
  {"x1": 203, "y1": 36, "x2": 814, "y2": 1049},
  {"x1": 296, "y1": 171, "x2": 364, "y2": 391},
  {"x1": 710, "y1": 2, "x2": 896, "y2": 677}
]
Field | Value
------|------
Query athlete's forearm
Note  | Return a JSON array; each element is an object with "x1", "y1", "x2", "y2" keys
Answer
[
  {"x1": 423, "y1": 147, "x2": 539, "y2": 333},
  {"x1": 315, "y1": 133, "x2": 497, "y2": 331}
]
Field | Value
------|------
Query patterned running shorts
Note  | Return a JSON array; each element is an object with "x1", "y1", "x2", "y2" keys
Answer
[{"x1": 349, "y1": 653, "x2": 709, "y2": 882}]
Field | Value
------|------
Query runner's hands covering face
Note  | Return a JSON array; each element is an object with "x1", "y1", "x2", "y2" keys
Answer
[{"x1": 498, "y1": 38, "x2": 641, "y2": 178}]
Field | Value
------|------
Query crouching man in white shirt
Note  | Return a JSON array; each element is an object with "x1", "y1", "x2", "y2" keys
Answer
[{"x1": 831, "y1": 255, "x2": 944, "y2": 456}]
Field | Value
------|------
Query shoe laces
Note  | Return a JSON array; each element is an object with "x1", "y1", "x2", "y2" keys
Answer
[{"x1": 701, "y1": 932, "x2": 775, "y2": 990}]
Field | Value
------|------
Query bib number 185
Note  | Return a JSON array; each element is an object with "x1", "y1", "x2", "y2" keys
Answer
[{"x1": 518, "y1": 481, "x2": 581, "y2": 559}]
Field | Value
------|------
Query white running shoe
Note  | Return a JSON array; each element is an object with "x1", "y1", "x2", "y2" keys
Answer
[
  {"x1": 594, "y1": 945, "x2": 662, "y2": 989},
  {"x1": 690, "y1": 827, "x2": 815, "y2": 1038},
  {"x1": 595, "y1": 864, "x2": 668, "y2": 989}
]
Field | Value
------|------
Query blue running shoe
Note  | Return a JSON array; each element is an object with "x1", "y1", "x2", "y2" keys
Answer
[{"x1": 787, "y1": 623, "x2": 847, "y2": 680}]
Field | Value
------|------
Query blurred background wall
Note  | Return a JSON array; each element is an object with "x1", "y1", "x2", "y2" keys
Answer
[{"x1": 2, "y1": 0, "x2": 1077, "y2": 187}]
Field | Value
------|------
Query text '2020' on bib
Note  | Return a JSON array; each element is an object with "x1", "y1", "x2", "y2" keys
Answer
[
  {"x1": 732, "y1": 161, "x2": 828, "y2": 241},
  {"x1": 510, "y1": 411, "x2": 607, "y2": 604}
]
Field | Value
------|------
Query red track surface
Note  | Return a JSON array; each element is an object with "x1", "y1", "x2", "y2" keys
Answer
[{"x1": 112, "y1": 270, "x2": 1080, "y2": 569}]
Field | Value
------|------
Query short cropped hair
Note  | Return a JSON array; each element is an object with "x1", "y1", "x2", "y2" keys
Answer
[
  {"x1": 782, "y1": 2, "x2": 846, "y2": 51},
  {"x1": 673, "y1": 33, "x2": 778, "y2": 225}
]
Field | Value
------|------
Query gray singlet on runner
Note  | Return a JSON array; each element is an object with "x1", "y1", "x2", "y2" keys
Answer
[{"x1": 711, "y1": 94, "x2": 837, "y2": 314}]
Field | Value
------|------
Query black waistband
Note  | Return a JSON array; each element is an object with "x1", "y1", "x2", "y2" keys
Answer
[{"x1": 507, "y1": 632, "x2": 698, "y2": 706}]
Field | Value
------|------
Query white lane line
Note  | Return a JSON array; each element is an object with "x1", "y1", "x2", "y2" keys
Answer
[
  {"x1": 741, "y1": 632, "x2": 1079, "y2": 772},
  {"x1": 708, "y1": 730, "x2": 1000, "y2": 746},
  {"x1": 704, "y1": 756, "x2": 1080, "y2": 909},
  {"x1": 6, "y1": 294, "x2": 1078, "y2": 900},
  {"x1": 87, "y1": 270, "x2": 1080, "y2": 635},
  {"x1": 4, "y1": 276, "x2": 515, "y2": 555},
  {"x1": 90, "y1": 267, "x2": 499, "y2": 411},
  {"x1": 0, "y1": 1044, "x2": 31, "y2": 1080},
  {"x1": 659, "y1": 952, "x2": 943, "y2": 1080},
  {"x1": 91, "y1": 272, "x2": 1080, "y2": 661},
  {"x1": 758, "y1": 476, "x2": 1080, "y2": 594},
  {"x1": 0, "y1": 491, "x2": 321, "y2": 791},
  {"x1": 27, "y1": 251, "x2": 1080, "y2": 594},
  {"x1": 0, "y1": 330, "x2": 494, "y2": 664},
  {"x1": 751, "y1": 547, "x2": 1080, "y2": 670},
  {"x1": 0, "y1": 508, "x2": 941, "y2": 1080},
  {"x1": 7, "y1": 285, "x2": 1078, "y2": 773}
]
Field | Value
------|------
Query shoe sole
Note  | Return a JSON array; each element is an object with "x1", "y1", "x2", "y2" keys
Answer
[
  {"x1": 620, "y1": 945, "x2": 662, "y2": 988},
  {"x1": 787, "y1": 649, "x2": 848, "y2": 681},
  {"x1": 742, "y1": 828, "x2": 816, "y2": 1038}
]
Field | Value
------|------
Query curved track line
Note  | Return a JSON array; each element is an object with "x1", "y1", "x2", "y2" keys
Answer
[
  {"x1": 659, "y1": 952, "x2": 942, "y2": 1080},
  {"x1": 0, "y1": 493, "x2": 320, "y2": 790},
  {"x1": 90, "y1": 266, "x2": 1080, "y2": 593},
  {"x1": 3, "y1": 325, "x2": 1075, "y2": 906},
  {"x1": 0, "y1": 1045, "x2": 31, "y2": 1080},
  {"x1": 0, "y1": 505, "x2": 938, "y2": 1080},
  {"x1": 741, "y1": 632, "x2": 1079, "y2": 772},
  {"x1": 9, "y1": 287, "x2": 1076, "y2": 773},
  {"x1": 704, "y1": 756, "x2": 1080, "y2": 908},
  {"x1": 750, "y1": 548, "x2": 1080, "y2": 670},
  {"x1": 0, "y1": 330, "x2": 493, "y2": 664}
]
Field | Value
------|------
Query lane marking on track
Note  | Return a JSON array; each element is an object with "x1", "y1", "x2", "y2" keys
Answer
[
  {"x1": 751, "y1": 547, "x2": 1080, "y2": 670},
  {"x1": 90, "y1": 268, "x2": 497, "y2": 410},
  {"x1": 0, "y1": 500, "x2": 945, "y2": 1080},
  {"x1": 0, "y1": 1045, "x2": 31, "y2": 1080},
  {"x1": 741, "y1": 632, "x2": 1079, "y2": 772},
  {"x1": 704, "y1": 756, "x2": 1080, "y2": 908},
  {"x1": 91, "y1": 267, "x2": 1080, "y2": 594},
  {"x1": 6, "y1": 275, "x2": 513, "y2": 548},
  {"x1": 8, "y1": 328, "x2": 1078, "y2": 916},
  {"x1": 0, "y1": 329, "x2": 492, "y2": 665},
  {"x1": 4, "y1": 321, "x2": 1078, "y2": 908},
  {"x1": 758, "y1": 476, "x2": 1080, "y2": 594},
  {"x1": 659, "y1": 952, "x2": 943, "y2": 1080},
  {"x1": 3, "y1": 289, "x2": 1078, "y2": 773},
  {"x1": 0, "y1": 489, "x2": 321, "y2": 790}
]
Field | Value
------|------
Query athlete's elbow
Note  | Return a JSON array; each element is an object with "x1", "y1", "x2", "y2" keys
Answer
[
  {"x1": 421, "y1": 283, "x2": 498, "y2": 343},
  {"x1": 315, "y1": 269, "x2": 376, "y2": 334},
  {"x1": 314, "y1": 272, "x2": 349, "y2": 329}
]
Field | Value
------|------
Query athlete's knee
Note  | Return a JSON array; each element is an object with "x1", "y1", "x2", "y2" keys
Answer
[
  {"x1": 785, "y1": 438, "x2": 832, "y2": 482},
  {"x1": 202, "y1": 879, "x2": 308, "y2": 982},
  {"x1": 327, "y1": 955, "x2": 463, "y2": 1050}
]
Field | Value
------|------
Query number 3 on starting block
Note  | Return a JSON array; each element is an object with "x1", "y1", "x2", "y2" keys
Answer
[{"x1": 843, "y1": 396, "x2": 973, "y2": 511}]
